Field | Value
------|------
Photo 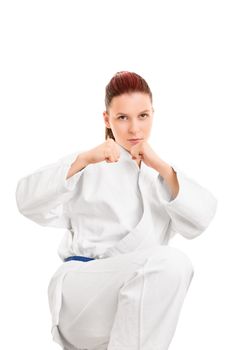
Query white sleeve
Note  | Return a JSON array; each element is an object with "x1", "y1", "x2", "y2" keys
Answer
[
  {"x1": 155, "y1": 164, "x2": 218, "y2": 239},
  {"x1": 15, "y1": 151, "x2": 86, "y2": 229}
]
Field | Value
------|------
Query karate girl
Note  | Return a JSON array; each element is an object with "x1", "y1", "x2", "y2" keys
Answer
[{"x1": 15, "y1": 71, "x2": 217, "y2": 350}]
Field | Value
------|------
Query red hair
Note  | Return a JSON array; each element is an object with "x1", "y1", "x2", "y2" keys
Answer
[{"x1": 104, "y1": 71, "x2": 153, "y2": 140}]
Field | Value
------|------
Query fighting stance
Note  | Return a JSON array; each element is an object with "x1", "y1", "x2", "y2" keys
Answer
[{"x1": 16, "y1": 71, "x2": 217, "y2": 350}]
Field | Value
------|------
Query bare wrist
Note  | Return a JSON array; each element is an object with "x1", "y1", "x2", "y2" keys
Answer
[{"x1": 66, "y1": 152, "x2": 90, "y2": 180}]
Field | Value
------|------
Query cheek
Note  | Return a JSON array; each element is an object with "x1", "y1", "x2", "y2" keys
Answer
[
  {"x1": 143, "y1": 121, "x2": 152, "y2": 130},
  {"x1": 114, "y1": 123, "x2": 126, "y2": 132}
]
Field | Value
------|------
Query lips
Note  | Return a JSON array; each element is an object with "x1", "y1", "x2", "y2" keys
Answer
[{"x1": 128, "y1": 138, "x2": 143, "y2": 141}]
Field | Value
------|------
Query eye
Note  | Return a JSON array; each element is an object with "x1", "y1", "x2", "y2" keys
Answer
[
  {"x1": 140, "y1": 114, "x2": 149, "y2": 119},
  {"x1": 118, "y1": 114, "x2": 149, "y2": 120}
]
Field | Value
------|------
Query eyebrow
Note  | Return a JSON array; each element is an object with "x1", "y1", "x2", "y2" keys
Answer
[{"x1": 116, "y1": 109, "x2": 151, "y2": 116}]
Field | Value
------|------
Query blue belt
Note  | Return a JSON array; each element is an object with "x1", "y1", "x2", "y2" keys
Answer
[{"x1": 64, "y1": 255, "x2": 96, "y2": 262}]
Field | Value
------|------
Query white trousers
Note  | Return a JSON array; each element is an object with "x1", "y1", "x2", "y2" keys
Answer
[{"x1": 57, "y1": 245, "x2": 194, "y2": 350}]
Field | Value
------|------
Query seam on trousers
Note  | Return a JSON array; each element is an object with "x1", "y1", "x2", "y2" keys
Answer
[
  {"x1": 138, "y1": 256, "x2": 150, "y2": 350},
  {"x1": 138, "y1": 255, "x2": 168, "y2": 350}
]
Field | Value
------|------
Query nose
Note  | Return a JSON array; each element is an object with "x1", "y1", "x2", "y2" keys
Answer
[{"x1": 128, "y1": 120, "x2": 140, "y2": 134}]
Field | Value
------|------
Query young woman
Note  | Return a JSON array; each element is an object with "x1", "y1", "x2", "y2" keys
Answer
[{"x1": 16, "y1": 71, "x2": 217, "y2": 350}]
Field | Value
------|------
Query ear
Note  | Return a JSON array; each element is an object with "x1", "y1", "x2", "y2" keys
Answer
[{"x1": 103, "y1": 111, "x2": 111, "y2": 128}]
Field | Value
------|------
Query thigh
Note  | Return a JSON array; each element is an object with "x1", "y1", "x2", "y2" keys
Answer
[{"x1": 59, "y1": 256, "x2": 142, "y2": 339}]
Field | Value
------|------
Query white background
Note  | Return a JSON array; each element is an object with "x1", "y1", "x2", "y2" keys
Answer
[{"x1": 1, "y1": 0, "x2": 232, "y2": 349}]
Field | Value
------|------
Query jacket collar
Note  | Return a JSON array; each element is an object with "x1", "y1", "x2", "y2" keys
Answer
[
  {"x1": 117, "y1": 142, "x2": 142, "y2": 170},
  {"x1": 117, "y1": 142, "x2": 131, "y2": 159},
  {"x1": 116, "y1": 141, "x2": 160, "y2": 178}
]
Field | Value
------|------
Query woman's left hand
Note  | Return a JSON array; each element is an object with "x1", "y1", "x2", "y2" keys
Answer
[
  {"x1": 130, "y1": 140, "x2": 165, "y2": 171},
  {"x1": 131, "y1": 140, "x2": 179, "y2": 198}
]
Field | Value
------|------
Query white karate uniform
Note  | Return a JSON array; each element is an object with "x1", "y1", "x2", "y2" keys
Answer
[{"x1": 15, "y1": 143, "x2": 217, "y2": 350}]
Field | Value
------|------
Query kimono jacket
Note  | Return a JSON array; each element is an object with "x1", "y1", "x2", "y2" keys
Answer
[{"x1": 15, "y1": 142, "x2": 218, "y2": 348}]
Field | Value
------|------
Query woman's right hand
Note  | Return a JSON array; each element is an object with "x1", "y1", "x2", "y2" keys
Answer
[
  {"x1": 66, "y1": 139, "x2": 121, "y2": 180},
  {"x1": 81, "y1": 138, "x2": 121, "y2": 165}
]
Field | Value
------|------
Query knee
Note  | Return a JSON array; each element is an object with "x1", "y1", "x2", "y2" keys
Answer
[
  {"x1": 146, "y1": 245, "x2": 194, "y2": 284},
  {"x1": 166, "y1": 246, "x2": 194, "y2": 281}
]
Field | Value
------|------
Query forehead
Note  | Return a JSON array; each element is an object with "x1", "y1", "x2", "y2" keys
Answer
[{"x1": 110, "y1": 92, "x2": 152, "y2": 112}]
